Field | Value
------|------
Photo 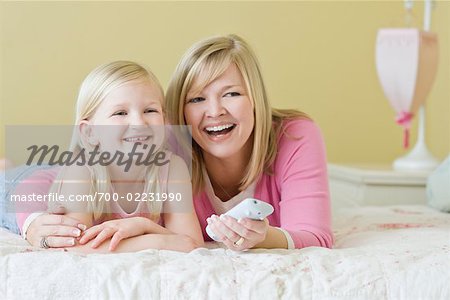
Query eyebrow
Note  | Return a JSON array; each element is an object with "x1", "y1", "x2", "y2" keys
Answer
[
  {"x1": 109, "y1": 101, "x2": 160, "y2": 109},
  {"x1": 186, "y1": 84, "x2": 243, "y2": 99}
]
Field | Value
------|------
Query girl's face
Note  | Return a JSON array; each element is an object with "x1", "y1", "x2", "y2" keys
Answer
[
  {"x1": 83, "y1": 79, "x2": 165, "y2": 154},
  {"x1": 184, "y1": 63, "x2": 254, "y2": 161}
]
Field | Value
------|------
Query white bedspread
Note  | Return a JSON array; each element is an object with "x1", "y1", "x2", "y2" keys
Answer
[{"x1": 1, "y1": 205, "x2": 449, "y2": 300}]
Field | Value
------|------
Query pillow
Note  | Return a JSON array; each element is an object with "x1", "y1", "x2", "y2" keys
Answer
[{"x1": 427, "y1": 154, "x2": 450, "y2": 212}]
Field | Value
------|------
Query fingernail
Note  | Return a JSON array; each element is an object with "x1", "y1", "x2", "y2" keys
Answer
[
  {"x1": 206, "y1": 218, "x2": 211, "y2": 224},
  {"x1": 73, "y1": 229, "x2": 81, "y2": 236},
  {"x1": 67, "y1": 239, "x2": 75, "y2": 246},
  {"x1": 213, "y1": 215, "x2": 219, "y2": 220},
  {"x1": 77, "y1": 224, "x2": 87, "y2": 231},
  {"x1": 219, "y1": 214, "x2": 226, "y2": 220}
]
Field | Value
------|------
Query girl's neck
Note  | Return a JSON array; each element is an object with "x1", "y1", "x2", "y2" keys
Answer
[
  {"x1": 203, "y1": 136, "x2": 253, "y2": 201},
  {"x1": 107, "y1": 165, "x2": 146, "y2": 192}
]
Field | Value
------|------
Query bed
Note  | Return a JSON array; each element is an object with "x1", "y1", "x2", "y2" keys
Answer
[{"x1": 1, "y1": 204, "x2": 449, "y2": 299}]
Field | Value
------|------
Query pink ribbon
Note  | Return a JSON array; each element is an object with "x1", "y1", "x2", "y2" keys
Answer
[{"x1": 395, "y1": 111, "x2": 414, "y2": 148}]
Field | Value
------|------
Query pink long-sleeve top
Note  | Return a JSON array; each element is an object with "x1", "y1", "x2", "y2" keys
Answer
[{"x1": 194, "y1": 119, "x2": 333, "y2": 249}]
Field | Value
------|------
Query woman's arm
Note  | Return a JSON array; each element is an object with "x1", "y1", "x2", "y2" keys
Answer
[
  {"x1": 14, "y1": 167, "x2": 88, "y2": 247},
  {"x1": 273, "y1": 120, "x2": 333, "y2": 248}
]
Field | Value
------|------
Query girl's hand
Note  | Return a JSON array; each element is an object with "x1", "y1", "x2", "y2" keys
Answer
[
  {"x1": 206, "y1": 214, "x2": 269, "y2": 251},
  {"x1": 79, "y1": 217, "x2": 152, "y2": 251}
]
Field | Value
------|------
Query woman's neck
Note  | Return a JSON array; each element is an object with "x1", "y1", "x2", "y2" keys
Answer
[{"x1": 203, "y1": 137, "x2": 253, "y2": 201}]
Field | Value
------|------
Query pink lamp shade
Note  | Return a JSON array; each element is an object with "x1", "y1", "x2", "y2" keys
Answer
[{"x1": 375, "y1": 28, "x2": 439, "y2": 148}]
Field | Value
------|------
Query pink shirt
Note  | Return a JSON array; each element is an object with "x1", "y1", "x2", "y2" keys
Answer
[{"x1": 194, "y1": 119, "x2": 333, "y2": 249}]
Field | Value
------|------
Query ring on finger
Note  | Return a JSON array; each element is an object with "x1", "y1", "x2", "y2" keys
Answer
[
  {"x1": 40, "y1": 236, "x2": 50, "y2": 249},
  {"x1": 233, "y1": 236, "x2": 244, "y2": 247}
]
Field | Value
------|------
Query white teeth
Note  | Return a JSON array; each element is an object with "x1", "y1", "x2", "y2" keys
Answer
[
  {"x1": 205, "y1": 124, "x2": 234, "y2": 132},
  {"x1": 123, "y1": 136, "x2": 149, "y2": 142}
]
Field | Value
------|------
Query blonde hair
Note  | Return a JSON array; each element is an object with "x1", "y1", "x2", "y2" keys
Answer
[
  {"x1": 52, "y1": 61, "x2": 165, "y2": 221},
  {"x1": 166, "y1": 34, "x2": 309, "y2": 195}
]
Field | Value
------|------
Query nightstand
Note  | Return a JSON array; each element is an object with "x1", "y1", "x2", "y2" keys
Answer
[{"x1": 328, "y1": 163, "x2": 431, "y2": 211}]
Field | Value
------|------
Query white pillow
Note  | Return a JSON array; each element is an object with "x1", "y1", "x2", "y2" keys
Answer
[{"x1": 427, "y1": 154, "x2": 450, "y2": 212}]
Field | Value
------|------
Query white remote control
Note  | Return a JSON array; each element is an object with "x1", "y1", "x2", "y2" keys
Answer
[{"x1": 206, "y1": 198, "x2": 274, "y2": 241}]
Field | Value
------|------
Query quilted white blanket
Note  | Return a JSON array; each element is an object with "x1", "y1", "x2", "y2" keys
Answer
[{"x1": 1, "y1": 205, "x2": 449, "y2": 300}]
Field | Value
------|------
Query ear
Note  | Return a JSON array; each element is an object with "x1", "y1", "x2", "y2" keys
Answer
[{"x1": 79, "y1": 120, "x2": 99, "y2": 146}]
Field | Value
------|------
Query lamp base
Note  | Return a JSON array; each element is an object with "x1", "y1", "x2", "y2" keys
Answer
[{"x1": 393, "y1": 142, "x2": 439, "y2": 171}]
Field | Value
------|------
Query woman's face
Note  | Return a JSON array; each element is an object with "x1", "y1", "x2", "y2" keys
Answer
[{"x1": 184, "y1": 63, "x2": 254, "y2": 160}]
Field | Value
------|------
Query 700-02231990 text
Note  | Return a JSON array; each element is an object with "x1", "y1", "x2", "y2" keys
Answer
[{"x1": 10, "y1": 192, "x2": 182, "y2": 203}]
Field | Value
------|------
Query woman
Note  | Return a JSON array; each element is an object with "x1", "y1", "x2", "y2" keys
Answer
[
  {"x1": 164, "y1": 34, "x2": 333, "y2": 250},
  {"x1": 24, "y1": 34, "x2": 333, "y2": 250}
]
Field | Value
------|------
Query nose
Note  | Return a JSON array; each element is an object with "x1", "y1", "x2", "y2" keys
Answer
[
  {"x1": 205, "y1": 99, "x2": 226, "y2": 118},
  {"x1": 129, "y1": 112, "x2": 148, "y2": 128}
]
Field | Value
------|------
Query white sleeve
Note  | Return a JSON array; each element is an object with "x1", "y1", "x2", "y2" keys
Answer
[
  {"x1": 22, "y1": 212, "x2": 45, "y2": 240},
  {"x1": 276, "y1": 227, "x2": 295, "y2": 249}
]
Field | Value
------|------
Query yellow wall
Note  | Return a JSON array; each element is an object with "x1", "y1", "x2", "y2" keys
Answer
[{"x1": 1, "y1": 1, "x2": 449, "y2": 164}]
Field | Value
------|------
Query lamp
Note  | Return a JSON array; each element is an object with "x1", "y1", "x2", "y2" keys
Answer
[{"x1": 375, "y1": 0, "x2": 439, "y2": 171}]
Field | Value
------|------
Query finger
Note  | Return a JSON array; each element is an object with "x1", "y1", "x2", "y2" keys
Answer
[
  {"x1": 109, "y1": 231, "x2": 126, "y2": 251},
  {"x1": 91, "y1": 228, "x2": 115, "y2": 248},
  {"x1": 42, "y1": 225, "x2": 82, "y2": 238},
  {"x1": 79, "y1": 225, "x2": 104, "y2": 244},
  {"x1": 221, "y1": 236, "x2": 237, "y2": 249},
  {"x1": 220, "y1": 215, "x2": 259, "y2": 240},
  {"x1": 44, "y1": 214, "x2": 87, "y2": 231},
  {"x1": 48, "y1": 205, "x2": 66, "y2": 214},
  {"x1": 211, "y1": 215, "x2": 241, "y2": 242},
  {"x1": 208, "y1": 219, "x2": 226, "y2": 242},
  {"x1": 238, "y1": 218, "x2": 268, "y2": 235},
  {"x1": 46, "y1": 236, "x2": 76, "y2": 248},
  {"x1": 221, "y1": 236, "x2": 248, "y2": 251}
]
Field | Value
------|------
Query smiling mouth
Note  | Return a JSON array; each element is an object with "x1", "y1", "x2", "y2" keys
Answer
[
  {"x1": 123, "y1": 136, "x2": 151, "y2": 142},
  {"x1": 204, "y1": 124, "x2": 236, "y2": 136}
]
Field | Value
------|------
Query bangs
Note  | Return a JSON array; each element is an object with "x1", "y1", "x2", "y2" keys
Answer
[{"x1": 185, "y1": 51, "x2": 233, "y2": 98}]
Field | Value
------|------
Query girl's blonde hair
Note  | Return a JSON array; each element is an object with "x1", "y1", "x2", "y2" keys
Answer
[
  {"x1": 166, "y1": 34, "x2": 309, "y2": 195},
  {"x1": 52, "y1": 61, "x2": 165, "y2": 221}
]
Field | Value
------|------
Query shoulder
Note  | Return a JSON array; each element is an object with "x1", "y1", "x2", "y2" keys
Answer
[
  {"x1": 272, "y1": 118, "x2": 327, "y2": 171},
  {"x1": 167, "y1": 153, "x2": 190, "y2": 181},
  {"x1": 279, "y1": 118, "x2": 323, "y2": 139},
  {"x1": 56, "y1": 164, "x2": 93, "y2": 194},
  {"x1": 58, "y1": 164, "x2": 92, "y2": 181},
  {"x1": 276, "y1": 118, "x2": 325, "y2": 152}
]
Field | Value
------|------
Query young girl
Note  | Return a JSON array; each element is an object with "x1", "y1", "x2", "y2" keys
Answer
[{"x1": 17, "y1": 61, "x2": 203, "y2": 253}]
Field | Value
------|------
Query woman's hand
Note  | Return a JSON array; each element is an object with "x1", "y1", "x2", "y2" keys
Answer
[
  {"x1": 206, "y1": 214, "x2": 269, "y2": 251},
  {"x1": 78, "y1": 217, "x2": 154, "y2": 251},
  {"x1": 26, "y1": 209, "x2": 86, "y2": 248}
]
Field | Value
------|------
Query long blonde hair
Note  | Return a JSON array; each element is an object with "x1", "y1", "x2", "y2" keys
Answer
[
  {"x1": 166, "y1": 34, "x2": 309, "y2": 194},
  {"x1": 51, "y1": 61, "x2": 165, "y2": 221}
]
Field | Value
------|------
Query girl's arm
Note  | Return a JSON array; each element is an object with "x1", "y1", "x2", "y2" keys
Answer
[
  {"x1": 65, "y1": 156, "x2": 203, "y2": 253},
  {"x1": 57, "y1": 165, "x2": 95, "y2": 234},
  {"x1": 161, "y1": 155, "x2": 204, "y2": 247},
  {"x1": 66, "y1": 233, "x2": 198, "y2": 254}
]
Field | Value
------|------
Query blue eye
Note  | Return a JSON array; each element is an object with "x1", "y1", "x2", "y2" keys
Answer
[
  {"x1": 112, "y1": 111, "x2": 127, "y2": 116},
  {"x1": 224, "y1": 92, "x2": 241, "y2": 97},
  {"x1": 187, "y1": 97, "x2": 205, "y2": 104}
]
